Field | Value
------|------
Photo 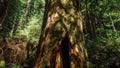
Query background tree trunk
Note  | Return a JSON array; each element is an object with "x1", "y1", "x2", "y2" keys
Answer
[
  {"x1": 0, "y1": 0, "x2": 9, "y2": 26},
  {"x1": 34, "y1": 0, "x2": 88, "y2": 68}
]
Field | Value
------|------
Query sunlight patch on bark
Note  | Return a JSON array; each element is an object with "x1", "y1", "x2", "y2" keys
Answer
[
  {"x1": 71, "y1": 44, "x2": 79, "y2": 56},
  {"x1": 55, "y1": 23, "x2": 61, "y2": 31},
  {"x1": 75, "y1": 44, "x2": 79, "y2": 53},
  {"x1": 55, "y1": 53, "x2": 61, "y2": 68},
  {"x1": 60, "y1": 0, "x2": 69, "y2": 5},
  {"x1": 70, "y1": 36, "x2": 74, "y2": 44},
  {"x1": 70, "y1": 16, "x2": 75, "y2": 22},
  {"x1": 69, "y1": 8, "x2": 75, "y2": 15}
]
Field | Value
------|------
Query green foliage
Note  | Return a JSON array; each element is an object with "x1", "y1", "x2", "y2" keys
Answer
[
  {"x1": 0, "y1": 0, "x2": 21, "y2": 36},
  {"x1": 82, "y1": 0, "x2": 120, "y2": 67},
  {"x1": 15, "y1": 0, "x2": 44, "y2": 41},
  {"x1": 0, "y1": 59, "x2": 5, "y2": 68},
  {"x1": 86, "y1": 32, "x2": 120, "y2": 68},
  {"x1": 0, "y1": 0, "x2": 45, "y2": 41},
  {"x1": 5, "y1": 63, "x2": 20, "y2": 68}
]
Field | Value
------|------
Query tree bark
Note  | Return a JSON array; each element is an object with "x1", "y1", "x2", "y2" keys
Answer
[
  {"x1": 33, "y1": 0, "x2": 88, "y2": 68},
  {"x1": 84, "y1": 0, "x2": 97, "y2": 39}
]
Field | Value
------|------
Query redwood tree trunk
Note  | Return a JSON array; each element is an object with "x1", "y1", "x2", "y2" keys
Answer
[{"x1": 34, "y1": 0, "x2": 88, "y2": 68}]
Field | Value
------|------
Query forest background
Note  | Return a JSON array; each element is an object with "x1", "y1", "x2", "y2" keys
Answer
[{"x1": 0, "y1": 0, "x2": 120, "y2": 68}]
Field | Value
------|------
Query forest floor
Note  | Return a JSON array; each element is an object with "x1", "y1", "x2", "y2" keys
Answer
[{"x1": 0, "y1": 36, "x2": 37, "y2": 68}]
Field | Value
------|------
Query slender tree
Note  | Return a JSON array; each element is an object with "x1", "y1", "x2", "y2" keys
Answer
[
  {"x1": 0, "y1": 0, "x2": 9, "y2": 25},
  {"x1": 34, "y1": 0, "x2": 88, "y2": 68}
]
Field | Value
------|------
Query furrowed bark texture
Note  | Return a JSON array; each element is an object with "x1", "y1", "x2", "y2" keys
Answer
[{"x1": 34, "y1": 0, "x2": 88, "y2": 68}]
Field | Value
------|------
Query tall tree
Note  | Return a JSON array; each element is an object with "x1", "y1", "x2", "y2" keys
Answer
[
  {"x1": 34, "y1": 0, "x2": 88, "y2": 68},
  {"x1": 0, "y1": 0, "x2": 21, "y2": 36},
  {"x1": 0, "y1": 0, "x2": 9, "y2": 25}
]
